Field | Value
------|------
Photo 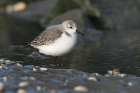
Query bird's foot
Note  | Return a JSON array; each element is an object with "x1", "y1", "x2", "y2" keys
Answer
[{"x1": 50, "y1": 63, "x2": 62, "y2": 67}]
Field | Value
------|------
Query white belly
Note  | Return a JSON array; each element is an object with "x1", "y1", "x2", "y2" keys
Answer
[{"x1": 35, "y1": 33, "x2": 77, "y2": 56}]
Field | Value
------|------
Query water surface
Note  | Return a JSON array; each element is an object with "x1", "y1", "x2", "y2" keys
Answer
[{"x1": 0, "y1": 14, "x2": 140, "y2": 76}]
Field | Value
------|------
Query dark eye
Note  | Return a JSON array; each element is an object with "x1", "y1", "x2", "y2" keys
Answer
[{"x1": 70, "y1": 26, "x2": 73, "y2": 29}]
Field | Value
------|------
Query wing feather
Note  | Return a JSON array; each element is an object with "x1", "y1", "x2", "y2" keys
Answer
[{"x1": 30, "y1": 26, "x2": 62, "y2": 46}]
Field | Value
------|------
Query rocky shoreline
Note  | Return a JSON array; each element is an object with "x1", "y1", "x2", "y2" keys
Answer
[
  {"x1": 0, "y1": 59, "x2": 140, "y2": 93},
  {"x1": 0, "y1": 0, "x2": 140, "y2": 93}
]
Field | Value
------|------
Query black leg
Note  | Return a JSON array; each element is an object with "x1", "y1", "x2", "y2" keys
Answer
[
  {"x1": 53, "y1": 56, "x2": 57, "y2": 65},
  {"x1": 53, "y1": 56, "x2": 61, "y2": 66}
]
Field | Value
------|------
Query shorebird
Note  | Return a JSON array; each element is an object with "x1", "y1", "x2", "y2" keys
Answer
[{"x1": 28, "y1": 20, "x2": 84, "y2": 65}]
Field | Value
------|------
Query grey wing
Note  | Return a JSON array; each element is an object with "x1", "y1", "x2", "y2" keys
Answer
[{"x1": 30, "y1": 28, "x2": 62, "y2": 46}]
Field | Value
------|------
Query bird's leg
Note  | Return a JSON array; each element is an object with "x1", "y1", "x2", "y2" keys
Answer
[
  {"x1": 53, "y1": 56, "x2": 57, "y2": 65},
  {"x1": 53, "y1": 56, "x2": 61, "y2": 66}
]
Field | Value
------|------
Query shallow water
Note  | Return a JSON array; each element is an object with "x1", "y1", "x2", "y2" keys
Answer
[{"x1": 0, "y1": 14, "x2": 140, "y2": 76}]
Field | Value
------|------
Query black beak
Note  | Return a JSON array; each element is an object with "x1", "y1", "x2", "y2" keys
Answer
[{"x1": 76, "y1": 30, "x2": 84, "y2": 36}]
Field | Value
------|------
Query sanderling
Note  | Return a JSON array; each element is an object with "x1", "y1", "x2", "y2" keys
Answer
[{"x1": 28, "y1": 20, "x2": 84, "y2": 65}]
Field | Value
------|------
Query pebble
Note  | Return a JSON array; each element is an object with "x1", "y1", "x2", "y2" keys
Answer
[
  {"x1": 74, "y1": 85, "x2": 88, "y2": 92},
  {"x1": 33, "y1": 66, "x2": 48, "y2": 72},
  {"x1": 36, "y1": 86, "x2": 41, "y2": 91},
  {"x1": 107, "y1": 70, "x2": 112, "y2": 75},
  {"x1": 3, "y1": 66, "x2": 8, "y2": 70},
  {"x1": 0, "y1": 65, "x2": 3, "y2": 69},
  {"x1": 105, "y1": 74, "x2": 111, "y2": 77},
  {"x1": 6, "y1": 2, "x2": 26, "y2": 13},
  {"x1": 31, "y1": 52, "x2": 40, "y2": 58},
  {"x1": 120, "y1": 74, "x2": 127, "y2": 77},
  {"x1": 35, "y1": 66, "x2": 39, "y2": 68},
  {"x1": 50, "y1": 90, "x2": 56, "y2": 93},
  {"x1": 83, "y1": 74, "x2": 87, "y2": 77},
  {"x1": 16, "y1": 63, "x2": 23, "y2": 67},
  {"x1": 19, "y1": 81, "x2": 29, "y2": 87},
  {"x1": 0, "y1": 82, "x2": 4, "y2": 92},
  {"x1": 33, "y1": 67, "x2": 38, "y2": 71},
  {"x1": 5, "y1": 60, "x2": 12, "y2": 64},
  {"x1": 39, "y1": 67, "x2": 48, "y2": 72},
  {"x1": 24, "y1": 65, "x2": 34, "y2": 69},
  {"x1": 88, "y1": 77, "x2": 97, "y2": 82},
  {"x1": 94, "y1": 73, "x2": 101, "y2": 76},
  {"x1": 3, "y1": 76, "x2": 8, "y2": 81},
  {"x1": 112, "y1": 68, "x2": 120, "y2": 75},
  {"x1": 11, "y1": 61, "x2": 16, "y2": 64},
  {"x1": 17, "y1": 89, "x2": 26, "y2": 93},
  {"x1": 63, "y1": 82, "x2": 67, "y2": 86},
  {"x1": 0, "y1": 59, "x2": 5, "y2": 63},
  {"x1": 29, "y1": 77, "x2": 36, "y2": 80},
  {"x1": 90, "y1": 73, "x2": 96, "y2": 77},
  {"x1": 127, "y1": 82, "x2": 133, "y2": 86}
]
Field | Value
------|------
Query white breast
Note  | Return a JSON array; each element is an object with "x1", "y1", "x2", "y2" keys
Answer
[{"x1": 36, "y1": 33, "x2": 77, "y2": 56}]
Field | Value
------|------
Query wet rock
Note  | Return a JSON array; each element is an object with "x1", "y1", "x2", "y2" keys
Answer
[
  {"x1": 43, "y1": 0, "x2": 140, "y2": 30},
  {"x1": 89, "y1": 0, "x2": 140, "y2": 30},
  {"x1": 40, "y1": 0, "x2": 113, "y2": 30},
  {"x1": 73, "y1": 0, "x2": 100, "y2": 17},
  {"x1": 40, "y1": 0, "x2": 79, "y2": 25},
  {"x1": 0, "y1": 82, "x2": 4, "y2": 92},
  {"x1": 42, "y1": 9, "x2": 93, "y2": 31},
  {"x1": 19, "y1": 81, "x2": 29, "y2": 87},
  {"x1": 73, "y1": 0, "x2": 114, "y2": 30},
  {"x1": 74, "y1": 85, "x2": 88, "y2": 92}
]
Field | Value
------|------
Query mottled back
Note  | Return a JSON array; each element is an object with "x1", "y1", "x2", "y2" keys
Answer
[{"x1": 30, "y1": 25, "x2": 63, "y2": 46}]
